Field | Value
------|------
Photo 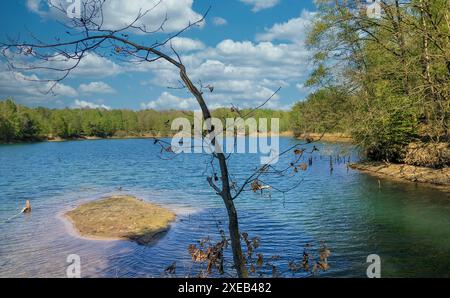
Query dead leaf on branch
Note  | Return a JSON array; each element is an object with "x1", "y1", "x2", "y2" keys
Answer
[
  {"x1": 298, "y1": 163, "x2": 308, "y2": 171},
  {"x1": 251, "y1": 180, "x2": 262, "y2": 192},
  {"x1": 256, "y1": 254, "x2": 264, "y2": 268},
  {"x1": 294, "y1": 149, "x2": 304, "y2": 155},
  {"x1": 165, "y1": 262, "x2": 176, "y2": 275}
]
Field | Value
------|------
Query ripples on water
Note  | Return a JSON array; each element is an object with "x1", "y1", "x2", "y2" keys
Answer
[{"x1": 0, "y1": 138, "x2": 449, "y2": 277}]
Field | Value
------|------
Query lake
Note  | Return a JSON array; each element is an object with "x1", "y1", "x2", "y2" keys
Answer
[{"x1": 0, "y1": 137, "x2": 449, "y2": 277}]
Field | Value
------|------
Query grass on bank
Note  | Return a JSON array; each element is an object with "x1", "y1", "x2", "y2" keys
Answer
[{"x1": 66, "y1": 196, "x2": 176, "y2": 245}]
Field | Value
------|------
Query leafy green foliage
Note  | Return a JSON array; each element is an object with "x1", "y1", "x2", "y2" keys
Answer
[
  {"x1": 290, "y1": 87, "x2": 353, "y2": 136},
  {"x1": 292, "y1": 0, "x2": 449, "y2": 164},
  {"x1": 0, "y1": 99, "x2": 291, "y2": 143},
  {"x1": 0, "y1": 99, "x2": 41, "y2": 142}
]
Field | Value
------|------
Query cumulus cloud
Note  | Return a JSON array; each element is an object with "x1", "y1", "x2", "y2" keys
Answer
[
  {"x1": 212, "y1": 17, "x2": 228, "y2": 26},
  {"x1": 79, "y1": 82, "x2": 116, "y2": 94},
  {"x1": 27, "y1": 0, "x2": 204, "y2": 33},
  {"x1": 0, "y1": 63, "x2": 78, "y2": 102},
  {"x1": 26, "y1": 0, "x2": 41, "y2": 13},
  {"x1": 72, "y1": 99, "x2": 111, "y2": 110},
  {"x1": 240, "y1": 0, "x2": 280, "y2": 12},
  {"x1": 132, "y1": 27, "x2": 313, "y2": 109},
  {"x1": 141, "y1": 91, "x2": 197, "y2": 110},
  {"x1": 11, "y1": 5, "x2": 316, "y2": 110},
  {"x1": 49, "y1": 82, "x2": 79, "y2": 97},
  {"x1": 215, "y1": 39, "x2": 301, "y2": 62},
  {"x1": 256, "y1": 10, "x2": 315, "y2": 43},
  {"x1": 47, "y1": 53, "x2": 123, "y2": 78},
  {"x1": 1, "y1": 48, "x2": 122, "y2": 80},
  {"x1": 168, "y1": 37, "x2": 205, "y2": 52}
]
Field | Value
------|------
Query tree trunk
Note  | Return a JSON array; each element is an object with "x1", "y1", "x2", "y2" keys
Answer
[
  {"x1": 178, "y1": 66, "x2": 248, "y2": 278},
  {"x1": 394, "y1": 0, "x2": 410, "y2": 95},
  {"x1": 419, "y1": 0, "x2": 435, "y2": 96},
  {"x1": 222, "y1": 191, "x2": 248, "y2": 278}
]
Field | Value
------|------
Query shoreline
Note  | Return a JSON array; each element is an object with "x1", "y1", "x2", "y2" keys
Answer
[
  {"x1": 350, "y1": 162, "x2": 450, "y2": 192},
  {"x1": 295, "y1": 133, "x2": 353, "y2": 143},
  {"x1": 3, "y1": 131, "x2": 356, "y2": 144},
  {"x1": 47, "y1": 134, "x2": 172, "y2": 143},
  {"x1": 50, "y1": 131, "x2": 297, "y2": 142}
]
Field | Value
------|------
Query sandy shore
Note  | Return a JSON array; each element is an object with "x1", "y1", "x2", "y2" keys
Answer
[
  {"x1": 350, "y1": 162, "x2": 450, "y2": 192},
  {"x1": 47, "y1": 134, "x2": 172, "y2": 142},
  {"x1": 33, "y1": 131, "x2": 357, "y2": 143},
  {"x1": 65, "y1": 195, "x2": 176, "y2": 245},
  {"x1": 295, "y1": 133, "x2": 353, "y2": 143}
]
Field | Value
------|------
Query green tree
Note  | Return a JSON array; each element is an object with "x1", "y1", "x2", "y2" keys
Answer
[{"x1": 303, "y1": 0, "x2": 449, "y2": 163}]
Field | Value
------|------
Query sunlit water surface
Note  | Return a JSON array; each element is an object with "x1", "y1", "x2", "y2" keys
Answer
[{"x1": 0, "y1": 138, "x2": 449, "y2": 277}]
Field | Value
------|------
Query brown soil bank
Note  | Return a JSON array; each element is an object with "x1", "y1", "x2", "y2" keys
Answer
[
  {"x1": 296, "y1": 133, "x2": 352, "y2": 143},
  {"x1": 65, "y1": 196, "x2": 176, "y2": 245},
  {"x1": 350, "y1": 162, "x2": 450, "y2": 191}
]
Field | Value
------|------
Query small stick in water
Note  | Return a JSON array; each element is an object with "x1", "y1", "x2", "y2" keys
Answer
[{"x1": 21, "y1": 200, "x2": 32, "y2": 214}]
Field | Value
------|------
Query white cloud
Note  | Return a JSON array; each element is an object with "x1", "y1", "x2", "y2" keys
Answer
[
  {"x1": 26, "y1": 0, "x2": 40, "y2": 13},
  {"x1": 0, "y1": 63, "x2": 78, "y2": 102},
  {"x1": 212, "y1": 80, "x2": 279, "y2": 100},
  {"x1": 141, "y1": 91, "x2": 197, "y2": 110},
  {"x1": 50, "y1": 82, "x2": 78, "y2": 97},
  {"x1": 27, "y1": 0, "x2": 204, "y2": 33},
  {"x1": 72, "y1": 99, "x2": 111, "y2": 110},
  {"x1": 1, "y1": 48, "x2": 122, "y2": 80},
  {"x1": 212, "y1": 17, "x2": 228, "y2": 26},
  {"x1": 48, "y1": 53, "x2": 122, "y2": 78},
  {"x1": 240, "y1": 0, "x2": 280, "y2": 12},
  {"x1": 215, "y1": 40, "x2": 292, "y2": 61},
  {"x1": 137, "y1": 28, "x2": 313, "y2": 109},
  {"x1": 13, "y1": 5, "x2": 316, "y2": 110},
  {"x1": 256, "y1": 10, "x2": 315, "y2": 43},
  {"x1": 213, "y1": 80, "x2": 253, "y2": 93},
  {"x1": 296, "y1": 83, "x2": 304, "y2": 91},
  {"x1": 79, "y1": 82, "x2": 116, "y2": 94},
  {"x1": 295, "y1": 82, "x2": 313, "y2": 95},
  {"x1": 169, "y1": 37, "x2": 205, "y2": 52}
]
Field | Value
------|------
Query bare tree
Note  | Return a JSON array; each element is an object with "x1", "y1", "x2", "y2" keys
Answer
[{"x1": 1, "y1": 0, "x2": 325, "y2": 278}]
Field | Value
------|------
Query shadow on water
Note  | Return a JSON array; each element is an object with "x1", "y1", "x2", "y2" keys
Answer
[{"x1": 352, "y1": 175, "x2": 450, "y2": 277}]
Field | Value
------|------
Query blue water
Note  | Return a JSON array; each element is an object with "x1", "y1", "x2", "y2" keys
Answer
[{"x1": 0, "y1": 138, "x2": 449, "y2": 278}]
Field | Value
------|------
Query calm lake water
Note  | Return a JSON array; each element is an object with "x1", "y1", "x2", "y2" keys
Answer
[{"x1": 0, "y1": 137, "x2": 449, "y2": 278}]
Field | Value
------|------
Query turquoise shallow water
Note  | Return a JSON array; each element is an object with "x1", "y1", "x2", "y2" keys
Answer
[{"x1": 0, "y1": 138, "x2": 449, "y2": 277}]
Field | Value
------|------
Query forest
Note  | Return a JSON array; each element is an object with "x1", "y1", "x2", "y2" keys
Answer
[
  {"x1": 0, "y1": 98, "x2": 291, "y2": 141},
  {"x1": 292, "y1": 0, "x2": 449, "y2": 168}
]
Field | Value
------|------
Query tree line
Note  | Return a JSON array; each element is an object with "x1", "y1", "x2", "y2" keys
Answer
[{"x1": 0, "y1": 98, "x2": 291, "y2": 142}]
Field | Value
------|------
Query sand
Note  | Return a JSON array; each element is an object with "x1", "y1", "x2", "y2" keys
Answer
[
  {"x1": 350, "y1": 162, "x2": 450, "y2": 192},
  {"x1": 65, "y1": 195, "x2": 176, "y2": 245}
]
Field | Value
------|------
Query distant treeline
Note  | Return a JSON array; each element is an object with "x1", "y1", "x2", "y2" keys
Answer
[{"x1": 0, "y1": 99, "x2": 291, "y2": 142}]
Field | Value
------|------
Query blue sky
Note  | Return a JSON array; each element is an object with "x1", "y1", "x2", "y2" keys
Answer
[{"x1": 0, "y1": 0, "x2": 317, "y2": 110}]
